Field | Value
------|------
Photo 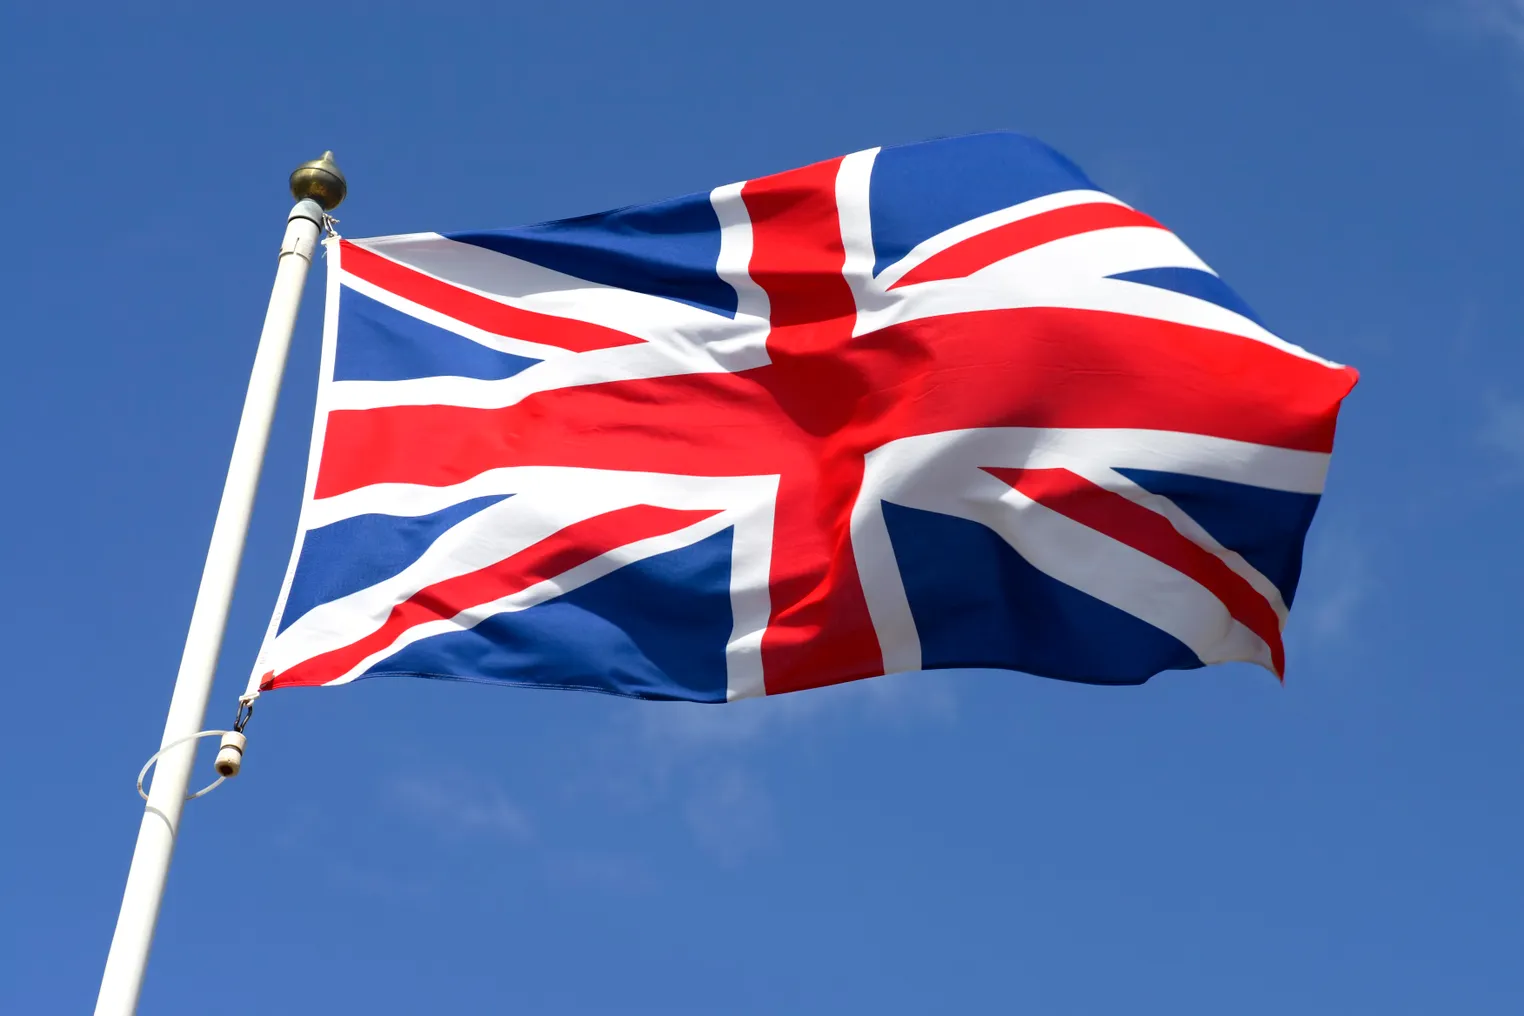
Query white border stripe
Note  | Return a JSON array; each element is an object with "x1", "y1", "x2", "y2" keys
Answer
[{"x1": 244, "y1": 237, "x2": 346, "y2": 697}]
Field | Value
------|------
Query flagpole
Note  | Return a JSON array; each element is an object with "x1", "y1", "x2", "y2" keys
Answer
[{"x1": 94, "y1": 153, "x2": 347, "y2": 1016}]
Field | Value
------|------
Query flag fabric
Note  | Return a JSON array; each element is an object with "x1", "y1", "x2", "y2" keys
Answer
[{"x1": 249, "y1": 131, "x2": 1357, "y2": 703}]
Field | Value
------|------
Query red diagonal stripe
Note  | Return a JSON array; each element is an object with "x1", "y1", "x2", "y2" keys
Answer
[
  {"x1": 889, "y1": 203, "x2": 1165, "y2": 290},
  {"x1": 985, "y1": 466, "x2": 1285, "y2": 677},
  {"x1": 339, "y1": 240, "x2": 646, "y2": 354},
  {"x1": 264, "y1": 504, "x2": 721, "y2": 689}
]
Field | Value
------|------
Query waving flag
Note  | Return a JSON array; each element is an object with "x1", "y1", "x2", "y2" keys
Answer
[{"x1": 250, "y1": 131, "x2": 1356, "y2": 703}]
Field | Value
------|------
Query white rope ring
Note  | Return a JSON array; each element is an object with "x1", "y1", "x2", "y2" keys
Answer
[{"x1": 137, "y1": 730, "x2": 231, "y2": 802}]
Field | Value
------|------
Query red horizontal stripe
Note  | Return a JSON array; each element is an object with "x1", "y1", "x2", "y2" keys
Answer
[
  {"x1": 339, "y1": 240, "x2": 645, "y2": 354},
  {"x1": 314, "y1": 307, "x2": 1357, "y2": 500},
  {"x1": 987, "y1": 466, "x2": 1285, "y2": 676},
  {"x1": 889, "y1": 203, "x2": 1165, "y2": 290},
  {"x1": 264, "y1": 504, "x2": 721, "y2": 689}
]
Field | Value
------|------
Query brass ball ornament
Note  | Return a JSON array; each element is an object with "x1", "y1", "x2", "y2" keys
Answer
[{"x1": 289, "y1": 150, "x2": 347, "y2": 210}]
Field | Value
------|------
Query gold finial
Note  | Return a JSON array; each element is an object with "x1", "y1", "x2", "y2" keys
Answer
[{"x1": 288, "y1": 150, "x2": 347, "y2": 210}]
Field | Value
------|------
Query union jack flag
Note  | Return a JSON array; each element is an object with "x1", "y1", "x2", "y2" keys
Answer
[{"x1": 250, "y1": 132, "x2": 1357, "y2": 703}]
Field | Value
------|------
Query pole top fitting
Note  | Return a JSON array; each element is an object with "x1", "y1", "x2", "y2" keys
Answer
[{"x1": 289, "y1": 150, "x2": 347, "y2": 211}]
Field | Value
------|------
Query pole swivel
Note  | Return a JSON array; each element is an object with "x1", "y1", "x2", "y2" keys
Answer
[
  {"x1": 213, "y1": 732, "x2": 246, "y2": 778},
  {"x1": 215, "y1": 699, "x2": 255, "y2": 777}
]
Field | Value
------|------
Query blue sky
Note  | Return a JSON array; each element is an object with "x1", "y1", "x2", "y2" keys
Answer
[{"x1": 3, "y1": 2, "x2": 1523, "y2": 1012}]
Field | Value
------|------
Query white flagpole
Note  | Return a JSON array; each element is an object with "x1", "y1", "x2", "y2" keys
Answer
[{"x1": 94, "y1": 153, "x2": 347, "y2": 1016}]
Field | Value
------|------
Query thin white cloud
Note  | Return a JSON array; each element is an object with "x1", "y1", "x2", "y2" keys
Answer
[
  {"x1": 267, "y1": 807, "x2": 438, "y2": 902},
  {"x1": 1480, "y1": 393, "x2": 1524, "y2": 478},
  {"x1": 567, "y1": 672, "x2": 958, "y2": 864},
  {"x1": 1291, "y1": 522, "x2": 1372, "y2": 646},
  {"x1": 683, "y1": 768, "x2": 777, "y2": 866},
  {"x1": 638, "y1": 670, "x2": 956, "y2": 757},
  {"x1": 324, "y1": 857, "x2": 434, "y2": 903},
  {"x1": 544, "y1": 850, "x2": 658, "y2": 894},
  {"x1": 857, "y1": 668, "x2": 958, "y2": 725},
  {"x1": 1459, "y1": 0, "x2": 1524, "y2": 48},
  {"x1": 388, "y1": 773, "x2": 533, "y2": 843}
]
